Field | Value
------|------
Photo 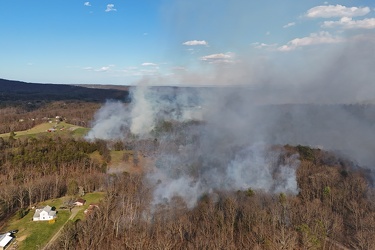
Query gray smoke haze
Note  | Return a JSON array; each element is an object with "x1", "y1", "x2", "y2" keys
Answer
[
  {"x1": 86, "y1": 101, "x2": 130, "y2": 141},
  {"x1": 86, "y1": 85, "x2": 203, "y2": 140},
  {"x1": 129, "y1": 85, "x2": 155, "y2": 136},
  {"x1": 86, "y1": 37, "x2": 375, "y2": 208},
  {"x1": 85, "y1": 86, "x2": 301, "y2": 208},
  {"x1": 148, "y1": 141, "x2": 299, "y2": 208},
  {"x1": 86, "y1": 14, "x2": 375, "y2": 207}
]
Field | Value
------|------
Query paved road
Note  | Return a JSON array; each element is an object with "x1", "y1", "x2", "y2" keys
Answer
[{"x1": 42, "y1": 207, "x2": 80, "y2": 250}]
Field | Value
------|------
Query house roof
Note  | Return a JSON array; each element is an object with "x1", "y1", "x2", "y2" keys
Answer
[
  {"x1": 0, "y1": 233, "x2": 13, "y2": 247},
  {"x1": 43, "y1": 205, "x2": 52, "y2": 212},
  {"x1": 33, "y1": 205, "x2": 56, "y2": 218},
  {"x1": 51, "y1": 211, "x2": 56, "y2": 216}
]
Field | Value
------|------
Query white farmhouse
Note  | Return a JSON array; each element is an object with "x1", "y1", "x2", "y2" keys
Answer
[{"x1": 33, "y1": 205, "x2": 57, "y2": 221}]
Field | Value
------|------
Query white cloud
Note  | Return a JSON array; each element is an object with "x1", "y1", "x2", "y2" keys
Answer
[
  {"x1": 306, "y1": 4, "x2": 370, "y2": 18},
  {"x1": 97, "y1": 66, "x2": 110, "y2": 72},
  {"x1": 252, "y1": 42, "x2": 278, "y2": 50},
  {"x1": 84, "y1": 2, "x2": 91, "y2": 7},
  {"x1": 278, "y1": 31, "x2": 344, "y2": 51},
  {"x1": 200, "y1": 52, "x2": 235, "y2": 63},
  {"x1": 94, "y1": 66, "x2": 114, "y2": 72},
  {"x1": 323, "y1": 17, "x2": 375, "y2": 29},
  {"x1": 182, "y1": 40, "x2": 208, "y2": 46},
  {"x1": 283, "y1": 22, "x2": 296, "y2": 28},
  {"x1": 105, "y1": 4, "x2": 117, "y2": 12},
  {"x1": 142, "y1": 62, "x2": 158, "y2": 67},
  {"x1": 83, "y1": 66, "x2": 93, "y2": 71}
]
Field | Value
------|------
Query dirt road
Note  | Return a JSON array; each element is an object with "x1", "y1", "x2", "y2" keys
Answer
[{"x1": 42, "y1": 207, "x2": 80, "y2": 250}]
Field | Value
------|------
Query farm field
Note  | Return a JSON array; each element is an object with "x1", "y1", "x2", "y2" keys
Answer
[{"x1": 0, "y1": 122, "x2": 89, "y2": 139}]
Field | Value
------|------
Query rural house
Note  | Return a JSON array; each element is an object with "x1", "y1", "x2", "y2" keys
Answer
[{"x1": 32, "y1": 205, "x2": 57, "y2": 221}]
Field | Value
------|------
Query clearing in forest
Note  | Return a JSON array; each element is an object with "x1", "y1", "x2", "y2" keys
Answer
[{"x1": 0, "y1": 122, "x2": 89, "y2": 139}]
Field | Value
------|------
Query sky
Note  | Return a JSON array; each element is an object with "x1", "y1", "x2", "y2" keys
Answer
[{"x1": 0, "y1": 0, "x2": 375, "y2": 85}]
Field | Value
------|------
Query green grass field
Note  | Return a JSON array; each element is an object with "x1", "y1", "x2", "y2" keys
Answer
[
  {"x1": 19, "y1": 211, "x2": 70, "y2": 250},
  {"x1": 2, "y1": 192, "x2": 105, "y2": 249},
  {"x1": 0, "y1": 122, "x2": 89, "y2": 139},
  {"x1": 110, "y1": 150, "x2": 127, "y2": 165},
  {"x1": 72, "y1": 192, "x2": 105, "y2": 221},
  {"x1": 3, "y1": 200, "x2": 69, "y2": 250}
]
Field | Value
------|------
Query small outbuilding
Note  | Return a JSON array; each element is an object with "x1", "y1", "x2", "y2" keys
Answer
[{"x1": 74, "y1": 198, "x2": 86, "y2": 206}]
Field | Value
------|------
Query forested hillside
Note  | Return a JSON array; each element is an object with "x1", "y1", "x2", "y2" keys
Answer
[
  {"x1": 0, "y1": 78, "x2": 130, "y2": 134},
  {"x1": 3, "y1": 129, "x2": 375, "y2": 249},
  {"x1": 48, "y1": 146, "x2": 375, "y2": 249},
  {"x1": 1, "y1": 82, "x2": 375, "y2": 249},
  {"x1": 0, "y1": 78, "x2": 129, "y2": 102},
  {"x1": 0, "y1": 136, "x2": 109, "y2": 221}
]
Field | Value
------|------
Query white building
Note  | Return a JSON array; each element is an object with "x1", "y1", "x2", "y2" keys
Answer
[
  {"x1": 0, "y1": 233, "x2": 14, "y2": 250},
  {"x1": 33, "y1": 205, "x2": 57, "y2": 221}
]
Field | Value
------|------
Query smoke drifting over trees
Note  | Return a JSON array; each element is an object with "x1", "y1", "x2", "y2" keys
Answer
[
  {"x1": 86, "y1": 22, "x2": 375, "y2": 208},
  {"x1": 87, "y1": 67, "x2": 375, "y2": 208}
]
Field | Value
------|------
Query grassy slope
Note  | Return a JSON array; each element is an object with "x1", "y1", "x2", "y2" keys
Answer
[
  {"x1": 72, "y1": 192, "x2": 105, "y2": 221},
  {"x1": 2, "y1": 193, "x2": 105, "y2": 250},
  {"x1": 107, "y1": 150, "x2": 150, "y2": 174}
]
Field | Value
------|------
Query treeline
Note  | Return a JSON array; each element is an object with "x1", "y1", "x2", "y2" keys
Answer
[
  {"x1": 0, "y1": 78, "x2": 131, "y2": 134},
  {"x1": 50, "y1": 147, "x2": 375, "y2": 249},
  {"x1": 0, "y1": 101, "x2": 101, "y2": 133},
  {"x1": 0, "y1": 136, "x2": 109, "y2": 220},
  {"x1": 0, "y1": 78, "x2": 129, "y2": 103}
]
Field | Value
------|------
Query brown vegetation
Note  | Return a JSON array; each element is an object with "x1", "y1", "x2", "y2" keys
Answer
[
  {"x1": 49, "y1": 148, "x2": 375, "y2": 250},
  {"x1": 0, "y1": 101, "x2": 101, "y2": 134},
  {"x1": 1, "y1": 87, "x2": 375, "y2": 249},
  {"x1": 0, "y1": 136, "x2": 108, "y2": 222}
]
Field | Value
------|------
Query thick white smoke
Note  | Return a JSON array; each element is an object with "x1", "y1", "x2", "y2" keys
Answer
[
  {"x1": 130, "y1": 85, "x2": 155, "y2": 136},
  {"x1": 224, "y1": 144, "x2": 299, "y2": 193},
  {"x1": 87, "y1": 72, "x2": 375, "y2": 208},
  {"x1": 86, "y1": 86, "x2": 203, "y2": 140},
  {"x1": 86, "y1": 85, "x2": 305, "y2": 208},
  {"x1": 148, "y1": 142, "x2": 299, "y2": 209},
  {"x1": 85, "y1": 101, "x2": 130, "y2": 141}
]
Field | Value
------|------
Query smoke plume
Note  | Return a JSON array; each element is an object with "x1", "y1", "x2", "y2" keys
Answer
[
  {"x1": 86, "y1": 4, "x2": 375, "y2": 208},
  {"x1": 86, "y1": 44, "x2": 375, "y2": 207}
]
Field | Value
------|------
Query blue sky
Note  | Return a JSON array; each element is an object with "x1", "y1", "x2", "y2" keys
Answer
[{"x1": 0, "y1": 0, "x2": 375, "y2": 85}]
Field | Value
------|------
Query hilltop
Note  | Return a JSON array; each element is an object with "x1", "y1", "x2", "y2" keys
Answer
[
  {"x1": 0, "y1": 78, "x2": 129, "y2": 103},
  {"x1": 0, "y1": 78, "x2": 131, "y2": 135}
]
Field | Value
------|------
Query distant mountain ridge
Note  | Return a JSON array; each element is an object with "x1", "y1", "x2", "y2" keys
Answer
[{"x1": 0, "y1": 78, "x2": 129, "y2": 102}]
